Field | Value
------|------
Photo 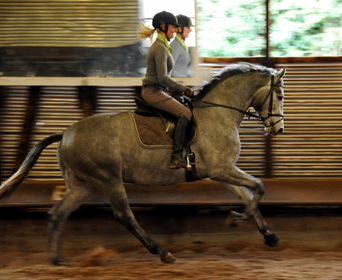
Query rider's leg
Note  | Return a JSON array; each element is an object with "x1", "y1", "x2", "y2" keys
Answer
[
  {"x1": 141, "y1": 87, "x2": 192, "y2": 168},
  {"x1": 169, "y1": 114, "x2": 190, "y2": 169},
  {"x1": 141, "y1": 87, "x2": 192, "y2": 119}
]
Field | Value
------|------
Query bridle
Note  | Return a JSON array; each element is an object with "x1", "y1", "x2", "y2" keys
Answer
[
  {"x1": 254, "y1": 74, "x2": 285, "y2": 128},
  {"x1": 193, "y1": 74, "x2": 284, "y2": 128}
]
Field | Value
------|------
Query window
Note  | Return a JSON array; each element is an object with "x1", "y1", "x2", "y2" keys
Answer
[
  {"x1": 270, "y1": 0, "x2": 342, "y2": 56},
  {"x1": 196, "y1": 0, "x2": 342, "y2": 57},
  {"x1": 197, "y1": 0, "x2": 266, "y2": 57}
]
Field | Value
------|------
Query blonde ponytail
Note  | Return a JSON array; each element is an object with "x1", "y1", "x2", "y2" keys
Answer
[{"x1": 138, "y1": 22, "x2": 156, "y2": 42}]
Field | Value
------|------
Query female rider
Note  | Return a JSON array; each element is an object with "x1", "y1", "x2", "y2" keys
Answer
[{"x1": 139, "y1": 11, "x2": 194, "y2": 169}]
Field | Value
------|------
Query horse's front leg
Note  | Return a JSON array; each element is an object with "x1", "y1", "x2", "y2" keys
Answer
[
  {"x1": 221, "y1": 183, "x2": 253, "y2": 224},
  {"x1": 254, "y1": 209, "x2": 280, "y2": 246},
  {"x1": 212, "y1": 164, "x2": 264, "y2": 219},
  {"x1": 222, "y1": 183, "x2": 280, "y2": 247}
]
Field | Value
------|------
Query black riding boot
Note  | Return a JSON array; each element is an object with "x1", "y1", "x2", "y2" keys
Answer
[{"x1": 169, "y1": 115, "x2": 190, "y2": 169}]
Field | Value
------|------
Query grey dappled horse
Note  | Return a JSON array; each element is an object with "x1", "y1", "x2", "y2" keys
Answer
[{"x1": 0, "y1": 62, "x2": 286, "y2": 265}]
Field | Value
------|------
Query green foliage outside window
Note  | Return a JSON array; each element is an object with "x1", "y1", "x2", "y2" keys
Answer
[
  {"x1": 197, "y1": 0, "x2": 342, "y2": 57},
  {"x1": 197, "y1": 0, "x2": 266, "y2": 57}
]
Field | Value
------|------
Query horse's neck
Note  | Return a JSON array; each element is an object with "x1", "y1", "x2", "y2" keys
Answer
[{"x1": 199, "y1": 77, "x2": 256, "y2": 125}]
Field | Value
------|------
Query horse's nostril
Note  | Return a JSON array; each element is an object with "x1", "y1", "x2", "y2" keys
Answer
[{"x1": 278, "y1": 128, "x2": 284, "y2": 133}]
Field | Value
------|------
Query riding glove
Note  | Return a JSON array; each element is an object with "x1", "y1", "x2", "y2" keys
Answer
[{"x1": 184, "y1": 87, "x2": 194, "y2": 97}]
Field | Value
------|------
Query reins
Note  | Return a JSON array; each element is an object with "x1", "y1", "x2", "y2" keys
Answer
[{"x1": 192, "y1": 99, "x2": 261, "y2": 120}]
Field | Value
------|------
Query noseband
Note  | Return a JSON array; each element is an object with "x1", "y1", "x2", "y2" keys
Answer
[{"x1": 194, "y1": 74, "x2": 284, "y2": 128}]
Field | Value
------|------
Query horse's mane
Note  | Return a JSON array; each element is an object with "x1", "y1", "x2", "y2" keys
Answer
[{"x1": 194, "y1": 62, "x2": 272, "y2": 100}]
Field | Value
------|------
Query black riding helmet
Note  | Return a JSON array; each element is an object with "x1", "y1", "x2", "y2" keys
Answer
[
  {"x1": 176, "y1": 14, "x2": 193, "y2": 37},
  {"x1": 152, "y1": 11, "x2": 180, "y2": 41}
]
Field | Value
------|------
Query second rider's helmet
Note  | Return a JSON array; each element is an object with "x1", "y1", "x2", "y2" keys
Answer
[
  {"x1": 176, "y1": 14, "x2": 193, "y2": 37},
  {"x1": 176, "y1": 14, "x2": 193, "y2": 28}
]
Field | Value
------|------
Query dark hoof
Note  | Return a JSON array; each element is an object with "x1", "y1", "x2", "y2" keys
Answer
[
  {"x1": 264, "y1": 232, "x2": 280, "y2": 247},
  {"x1": 161, "y1": 252, "x2": 176, "y2": 263},
  {"x1": 52, "y1": 256, "x2": 74, "y2": 266}
]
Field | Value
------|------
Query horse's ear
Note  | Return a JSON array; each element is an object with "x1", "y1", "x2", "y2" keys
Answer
[{"x1": 275, "y1": 67, "x2": 286, "y2": 82}]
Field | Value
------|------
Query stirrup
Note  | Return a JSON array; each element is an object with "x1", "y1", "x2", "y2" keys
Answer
[{"x1": 186, "y1": 153, "x2": 196, "y2": 171}]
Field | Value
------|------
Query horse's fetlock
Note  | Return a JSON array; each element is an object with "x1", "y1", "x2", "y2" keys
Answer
[{"x1": 149, "y1": 243, "x2": 161, "y2": 255}]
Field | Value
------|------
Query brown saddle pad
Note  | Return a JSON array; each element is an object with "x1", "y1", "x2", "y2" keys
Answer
[{"x1": 131, "y1": 112, "x2": 173, "y2": 147}]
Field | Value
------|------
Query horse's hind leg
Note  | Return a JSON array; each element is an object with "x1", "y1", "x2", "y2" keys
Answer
[
  {"x1": 101, "y1": 179, "x2": 176, "y2": 263},
  {"x1": 48, "y1": 169, "x2": 95, "y2": 265}
]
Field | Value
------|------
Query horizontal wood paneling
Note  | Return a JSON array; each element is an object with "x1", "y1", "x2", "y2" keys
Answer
[
  {"x1": 0, "y1": 0, "x2": 140, "y2": 48},
  {"x1": 272, "y1": 62, "x2": 342, "y2": 177}
]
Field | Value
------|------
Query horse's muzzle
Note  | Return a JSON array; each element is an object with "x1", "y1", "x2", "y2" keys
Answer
[
  {"x1": 277, "y1": 127, "x2": 284, "y2": 134},
  {"x1": 264, "y1": 117, "x2": 284, "y2": 135}
]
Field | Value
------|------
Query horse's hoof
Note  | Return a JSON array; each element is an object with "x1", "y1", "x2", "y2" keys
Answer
[
  {"x1": 264, "y1": 232, "x2": 281, "y2": 247},
  {"x1": 161, "y1": 252, "x2": 176, "y2": 263},
  {"x1": 52, "y1": 255, "x2": 73, "y2": 266}
]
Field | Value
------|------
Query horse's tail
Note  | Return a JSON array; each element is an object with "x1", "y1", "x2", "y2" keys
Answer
[{"x1": 0, "y1": 133, "x2": 63, "y2": 198}]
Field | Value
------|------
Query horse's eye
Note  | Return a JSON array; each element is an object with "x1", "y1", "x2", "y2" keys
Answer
[{"x1": 277, "y1": 96, "x2": 283, "y2": 101}]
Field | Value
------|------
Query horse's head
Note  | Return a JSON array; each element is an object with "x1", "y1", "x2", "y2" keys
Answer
[{"x1": 254, "y1": 67, "x2": 286, "y2": 135}]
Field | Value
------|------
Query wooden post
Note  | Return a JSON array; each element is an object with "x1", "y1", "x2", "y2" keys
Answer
[
  {"x1": 265, "y1": 0, "x2": 274, "y2": 178},
  {"x1": 0, "y1": 86, "x2": 5, "y2": 181},
  {"x1": 78, "y1": 86, "x2": 97, "y2": 118},
  {"x1": 265, "y1": 134, "x2": 273, "y2": 178},
  {"x1": 134, "y1": 86, "x2": 142, "y2": 99},
  {"x1": 266, "y1": 0, "x2": 270, "y2": 61},
  {"x1": 12, "y1": 86, "x2": 41, "y2": 173}
]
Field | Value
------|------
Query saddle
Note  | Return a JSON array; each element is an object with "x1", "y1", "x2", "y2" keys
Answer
[
  {"x1": 134, "y1": 96, "x2": 177, "y2": 139},
  {"x1": 134, "y1": 95, "x2": 196, "y2": 141},
  {"x1": 132, "y1": 96, "x2": 197, "y2": 181}
]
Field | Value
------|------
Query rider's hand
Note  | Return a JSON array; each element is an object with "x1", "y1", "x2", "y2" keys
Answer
[{"x1": 184, "y1": 87, "x2": 194, "y2": 98}]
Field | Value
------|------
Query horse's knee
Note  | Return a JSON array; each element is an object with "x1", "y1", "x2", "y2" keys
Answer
[
  {"x1": 259, "y1": 185, "x2": 265, "y2": 196},
  {"x1": 255, "y1": 179, "x2": 265, "y2": 196}
]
